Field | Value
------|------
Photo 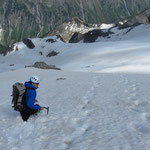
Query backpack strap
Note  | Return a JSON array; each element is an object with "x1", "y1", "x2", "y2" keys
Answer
[{"x1": 22, "y1": 87, "x2": 34, "y2": 109}]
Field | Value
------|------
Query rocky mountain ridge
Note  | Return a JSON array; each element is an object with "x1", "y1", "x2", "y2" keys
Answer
[
  {"x1": 48, "y1": 8, "x2": 150, "y2": 43},
  {"x1": 0, "y1": 0, "x2": 150, "y2": 52},
  {"x1": 49, "y1": 17, "x2": 115, "y2": 42},
  {"x1": 119, "y1": 9, "x2": 150, "y2": 27},
  {"x1": 1, "y1": 6, "x2": 150, "y2": 55}
]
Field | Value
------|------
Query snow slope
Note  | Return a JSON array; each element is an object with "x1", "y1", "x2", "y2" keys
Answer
[
  {"x1": 1, "y1": 24, "x2": 150, "y2": 150},
  {"x1": 1, "y1": 68, "x2": 150, "y2": 150},
  {"x1": 0, "y1": 24, "x2": 150, "y2": 74}
]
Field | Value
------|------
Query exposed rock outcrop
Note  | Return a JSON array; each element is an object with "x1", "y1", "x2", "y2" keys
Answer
[
  {"x1": 119, "y1": 9, "x2": 150, "y2": 28},
  {"x1": 46, "y1": 51, "x2": 59, "y2": 57},
  {"x1": 46, "y1": 39, "x2": 57, "y2": 43},
  {"x1": 23, "y1": 39, "x2": 35, "y2": 49},
  {"x1": 25, "y1": 61, "x2": 61, "y2": 70},
  {"x1": 49, "y1": 17, "x2": 115, "y2": 43},
  {"x1": 69, "y1": 32, "x2": 84, "y2": 43},
  {"x1": 1, "y1": 0, "x2": 150, "y2": 49},
  {"x1": 83, "y1": 30, "x2": 113, "y2": 43}
]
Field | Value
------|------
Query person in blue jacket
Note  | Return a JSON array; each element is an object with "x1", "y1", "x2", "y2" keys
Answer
[{"x1": 20, "y1": 76, "x2": 44, "y2": 121}]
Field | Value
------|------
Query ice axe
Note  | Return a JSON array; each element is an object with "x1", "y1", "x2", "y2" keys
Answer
[{"x1": 44, "y1": 107, "x2": 49, "y2": 115}]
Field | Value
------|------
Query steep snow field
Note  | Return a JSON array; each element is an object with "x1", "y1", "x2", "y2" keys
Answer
[
  {"x1": 1, "y1": 68, "x2": 150, "y2": 150},
  {"x1": 0, "y1": 24, "x2": 150, "y2": 74},
  {"x1": 1, "y1": 24, "x2": 150, "y2": 150}
]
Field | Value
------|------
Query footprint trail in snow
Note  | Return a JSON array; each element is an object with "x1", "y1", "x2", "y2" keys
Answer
[{"x1": 1, "y1": 69, "x2": 150, "y2": 150}]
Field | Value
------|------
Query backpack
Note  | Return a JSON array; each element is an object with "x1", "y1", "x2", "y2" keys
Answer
[{"x1": 11, "y1": 82, "x2": 27, "y2": 111}]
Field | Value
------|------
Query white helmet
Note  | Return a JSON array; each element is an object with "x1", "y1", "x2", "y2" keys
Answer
[{"x1": 30, "y1": 76, "x2": 40, "y2": 84}]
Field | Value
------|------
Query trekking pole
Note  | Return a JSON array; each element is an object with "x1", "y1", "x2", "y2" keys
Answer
[{"x1": 44, "y1": 107, "x2": 49, "y2": 115}]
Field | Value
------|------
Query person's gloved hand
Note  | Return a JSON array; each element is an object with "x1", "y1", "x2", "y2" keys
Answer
[{"x1": 41, "y1": 107, "x2": 44, "y2": 111}]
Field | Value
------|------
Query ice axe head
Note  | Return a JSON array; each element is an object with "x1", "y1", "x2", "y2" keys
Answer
[{"x1": 44, "y1": 107, "x2": 49, "y2": 115}]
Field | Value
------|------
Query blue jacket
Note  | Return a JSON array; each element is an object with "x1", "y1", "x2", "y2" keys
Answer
[{"x1": 25, "y1": 81, "x2": 41, "y2": 110}]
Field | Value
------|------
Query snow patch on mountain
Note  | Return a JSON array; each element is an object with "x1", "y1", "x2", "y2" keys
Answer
[
  {"x1": 65, "y1": 21, "x2": 115, "y2": 34},
  {"x1": 0, "y1": 24, "x2": 150, "y2": 74}
]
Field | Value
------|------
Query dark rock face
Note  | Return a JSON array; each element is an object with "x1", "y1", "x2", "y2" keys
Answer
[
  {"x1": 39, "y1": 52, "x2": 43, "y2": 55},
  {"x1": 69, "y1": 32, "x2": 84, "y2": 43},
  {"x1": 46, "y1": 51, "x2": 59, "y2": 57},
  {"x1": 23, "y1": 39, "x2": 35, "y2": 49},
  {"x1": 83, "y1": 30, "x2": 113, "y2": 43},
  {"x1": 46, "y1": 39, "x2": 57, "y2": 43},
  {"x1": 148, "y1": 16, "x2": 150, "y2": 23},
  {"x1": 84, "y1": 30, "x2": 101, "y2": 43},
  {"x1": 26, "y1": 61, "x2": 61, "y2": 70}
]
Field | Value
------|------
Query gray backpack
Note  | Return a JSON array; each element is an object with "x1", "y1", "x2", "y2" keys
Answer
[{"x1": 11, "y1": 82, "x2": 27, "y2": 111}]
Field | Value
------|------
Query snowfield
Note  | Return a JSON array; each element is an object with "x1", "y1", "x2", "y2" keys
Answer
[
  {"x1": 1, "y1": 68, "x2": 150, "y2": 150},
  {"x1": 0, "y1": 24, "x2": 150, "y2": 74},
  {"x1": 1, "y1": 24, "x2": 150, "y2": 150}
]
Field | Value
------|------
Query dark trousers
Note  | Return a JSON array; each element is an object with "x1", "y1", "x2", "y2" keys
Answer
[{"x1": 20, "y1": 109, "x2": 38, "y2": 121}]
